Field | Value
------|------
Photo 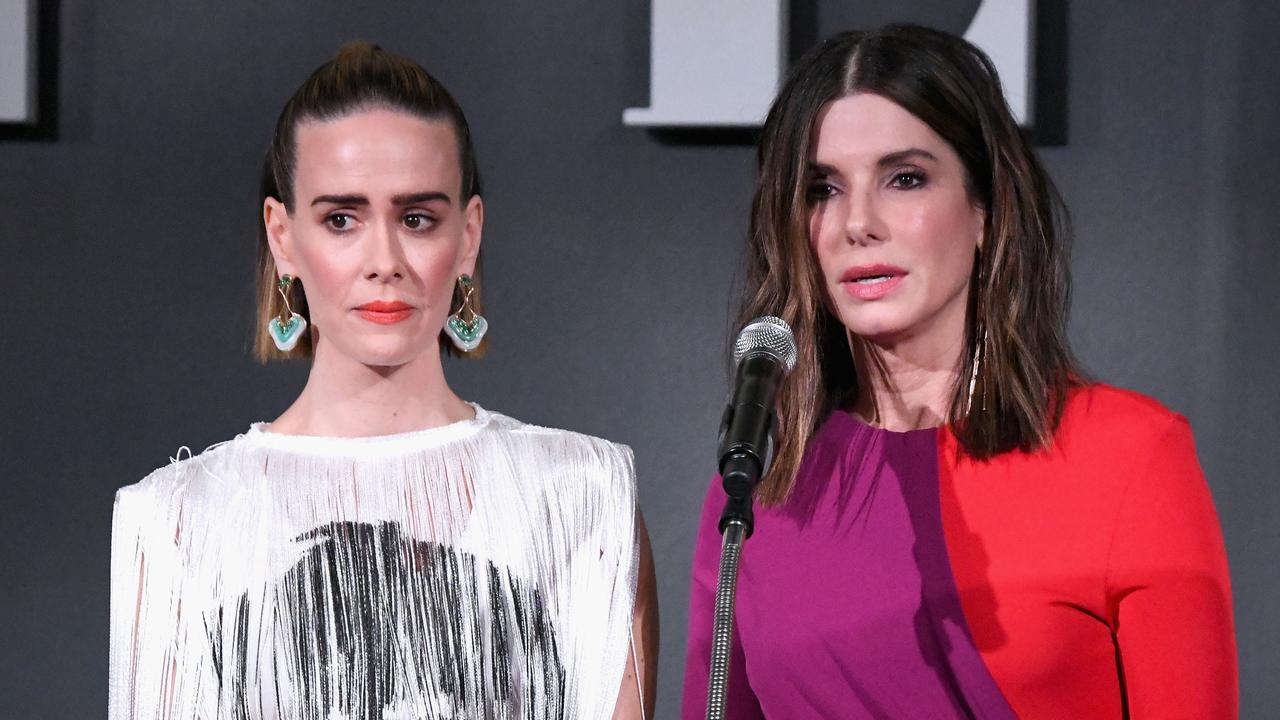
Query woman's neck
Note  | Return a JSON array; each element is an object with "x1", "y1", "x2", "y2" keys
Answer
[
  {"x1": 850, "y1": 327, "x2": 965, "y2": 432},
  {"x1": 267, "y1": 340, "x2": 473, "y2": 438}
]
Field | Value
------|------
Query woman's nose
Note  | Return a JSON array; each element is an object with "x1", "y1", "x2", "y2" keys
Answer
[
  {"x1": 844, "y1": 189, "x2": 887, "y2": 245},
  {"x1": 363, "y1": 219, "x2": 408, "y2": 281}
]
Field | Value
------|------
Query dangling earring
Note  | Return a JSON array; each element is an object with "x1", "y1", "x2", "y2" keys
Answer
[
  {"x1": 965, "y1": 243, "x2": 988, "y2": 416},
  {"x1": 267, "y1": 275, "x2": 308, "y2": 352},
  {"x1": 965, "y1": 327, "x2": 987, "y2": 415},
  {"x1": 443, "y1": 274, "x2": 487, "y2": 352}
]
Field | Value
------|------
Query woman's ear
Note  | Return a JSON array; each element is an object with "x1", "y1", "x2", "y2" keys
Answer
[
  {"x1": 264, "y1": 197, "x2": 298, "y2": 276},
  {"x1": 459, "y1": 194, "x2": 484, "y2": 276}
]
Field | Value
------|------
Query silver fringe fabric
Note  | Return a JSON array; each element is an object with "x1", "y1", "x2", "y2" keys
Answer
[{"x1": 109, "y1": 407, "x2": 638, "y2": 720}]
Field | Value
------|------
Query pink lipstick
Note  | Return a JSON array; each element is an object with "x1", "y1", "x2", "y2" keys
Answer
[{"x1": 840, "y1": 264, "x2": 907, "y2": 301}]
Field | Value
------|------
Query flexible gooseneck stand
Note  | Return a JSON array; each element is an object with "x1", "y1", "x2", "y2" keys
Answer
[
  {"x1": 705, "y1": 493, "x2": 753, "y2": 720},
  {"x1": 711, "y1": 491, "x2": 747, "y2": 717}
]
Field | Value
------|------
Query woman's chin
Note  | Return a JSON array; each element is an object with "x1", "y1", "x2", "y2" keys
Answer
[
  {"x1": 839, "y1": 312, "x2": 912, "y2": 345},
  {"x1": 326, "y1": 338, "x2": 436, "y2": 371}
]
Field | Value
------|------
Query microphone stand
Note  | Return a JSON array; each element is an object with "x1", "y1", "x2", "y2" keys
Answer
[
  {"x1": 705, "y1": 330, "x2": 791, "y2": 718},
  {"x1": 705, "y1": 490, "x2": 753, "y2": 720}
]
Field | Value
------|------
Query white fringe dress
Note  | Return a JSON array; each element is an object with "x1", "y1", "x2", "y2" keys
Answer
[{"x1": 108, "y1": 406, "x2": 639, "y2": 720}]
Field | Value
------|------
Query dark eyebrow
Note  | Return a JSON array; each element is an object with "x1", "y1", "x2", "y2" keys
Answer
[
  {"x1": 808, "y1": 162, "x2": 838, "y2": 177},
  {"x1": 391, "y1": 191, "x2": 451, "y2": 206},
  {"x1": 309, "y1": 192, "x2": 453, "y2": 207},
  {"x1": 311, "y1": 194, "x2": 368, "y2": 207},
  {"x1": 878, "y1": 148, "x2": 938, "y2": 167},
  {"x1": 807, "y1": 148, "x2": 939, "y2": 177}
]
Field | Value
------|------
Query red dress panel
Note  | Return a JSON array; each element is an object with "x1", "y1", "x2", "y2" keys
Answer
[{"x1": 939, "y1": 384, "x2": 1237, "y2": 718}]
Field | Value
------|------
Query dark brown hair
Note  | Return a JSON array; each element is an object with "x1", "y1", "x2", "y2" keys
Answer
[
  {"x1": 744, "y1": 24, "x2": 1078, "y2": 505},
  {"x1": 253, "y1": 41, "x2": 485, "y2": 361}
]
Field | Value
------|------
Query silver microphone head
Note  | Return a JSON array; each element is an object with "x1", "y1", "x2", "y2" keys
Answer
[{"x1": 733, "y1": 316, "x2": 797, "y2": 372}]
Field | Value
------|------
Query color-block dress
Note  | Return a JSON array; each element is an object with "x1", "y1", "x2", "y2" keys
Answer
[
  {"x1": 109, "y1": 406, "x2": 639, "y2": 720},
  {"x1": 683, "y1": 384, "x2": 1236, "y2": 718}
]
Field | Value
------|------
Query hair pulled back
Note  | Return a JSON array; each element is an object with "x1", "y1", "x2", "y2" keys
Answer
[{"x1": 254, "y1": 42, "x2": 484, "y2": 361}]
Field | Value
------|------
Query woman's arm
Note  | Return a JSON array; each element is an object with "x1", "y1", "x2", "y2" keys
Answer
[
  {"x1": 109, "y1": 480, "x2": 211, "y2": 720},
  {"x1": 109, "y1": 484, "x2": 177, "y2": 720},
  {"x1": 612, "y1": 511, "x2": 659, "y2": 719},
  {"x1": 1107, "y1": 416, "x2": 1237, "y2": 718},
  {"x1": 109, "y1": 486, "x2": 153, "y2": 720}
]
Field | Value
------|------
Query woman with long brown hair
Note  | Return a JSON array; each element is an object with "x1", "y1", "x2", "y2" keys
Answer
[
  {"x1": 684, "y1": 25, "x2": 1235, "y2": 718},
  {"x1": 109, "y1": 43, "x2": 656, "y2": 719}
]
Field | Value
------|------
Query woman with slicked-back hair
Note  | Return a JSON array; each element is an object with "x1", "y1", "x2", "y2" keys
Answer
[
  {"x1": 109, "y1": 43, "x2": 656, "y2": 719},
  {"x1": 683, "y1": 25, "x2": 1235, "y2": 718}
]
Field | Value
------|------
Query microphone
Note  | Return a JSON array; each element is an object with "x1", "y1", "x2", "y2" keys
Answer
[{"x1": 717, "y1": 317, "x2": 797, "y2": 533}]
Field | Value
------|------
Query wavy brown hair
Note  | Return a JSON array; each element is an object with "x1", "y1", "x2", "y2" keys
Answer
[
  {"x1": 745, "y1": 25, "x2": 1078, "y2": 506},
  {"x1": 253, "y1": 41, "x2": 485, "y2": 362}
]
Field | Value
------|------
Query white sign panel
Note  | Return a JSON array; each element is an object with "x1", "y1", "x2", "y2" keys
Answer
[
  {"x1": 0, "y1": 0, "x2": 36, "y2": 124},
  {"x1": 965, "y1": 0, "x2": 1034, "y2": 125},
  {"x1": 623, "y1": 0, "x2": 786, "y2": 127},
  {"x1": 625, "y1": 0, "x2": 1035, "y2": 128}
]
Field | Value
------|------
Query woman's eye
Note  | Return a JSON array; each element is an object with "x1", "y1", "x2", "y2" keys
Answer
[
  {"x1": 403, "y1": 213, "x2": 435, "y2": 231},
  {"x1": 890, "y1": 171, "x2": 926, "y2": 189},
  {"x1": 806, "y1": 182, "x2": 837, "y2": 202},
  {"x1": 324, "y1": 213, "x2": 354, "y2": 231}
]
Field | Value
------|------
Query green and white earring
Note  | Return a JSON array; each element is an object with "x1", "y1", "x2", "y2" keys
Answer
[
  {"x1": 443, "y1": 274, "x2": 487, "y2": 352},
  {"x1": 267, "y1": 275, "x2": 308, "y2": 352}
]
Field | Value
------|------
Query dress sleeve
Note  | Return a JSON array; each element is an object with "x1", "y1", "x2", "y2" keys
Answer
[
  {"x1": 557, "y1": 440, "x2": 641, "y2": 719},
  {"x1": 108, "y1": 482, "x2": 203, "y2": 720},
  {"x1": 681, "y1": 477, "x2": 764, "y2": 720},
  {"x1": 1105, "y1": 416, "x2": 1238, "y2": 719}
]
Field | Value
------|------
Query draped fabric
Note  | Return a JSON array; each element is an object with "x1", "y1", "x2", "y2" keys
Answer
[
  {"x1": 682, "y1": 412, "x2": 1016, "y2": 719},
  {"x1": 109, "y1": 406, "x2": 638, "y2": 720},
  {"x1": 684, "y1": 384, "x2": 1236, "y2": 718}
]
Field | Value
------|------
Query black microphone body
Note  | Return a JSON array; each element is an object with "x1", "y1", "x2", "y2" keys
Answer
[
  {"x1": 718, "y1": 353, "x2": 785, "y2": 499},
  {"x1": 716, "y1": 317, "x2": 796, "y2": 536}
]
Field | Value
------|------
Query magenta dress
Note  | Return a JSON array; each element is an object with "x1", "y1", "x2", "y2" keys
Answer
[{"x1": 682, "y1": 411, "x2": 1017, "y2": 718}]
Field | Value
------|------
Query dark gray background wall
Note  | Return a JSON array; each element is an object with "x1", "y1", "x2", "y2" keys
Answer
[{"x1": 2, "y1": 1, "x2": 1276, "y2": 717}]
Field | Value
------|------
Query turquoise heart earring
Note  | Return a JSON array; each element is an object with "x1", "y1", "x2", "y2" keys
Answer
[
  {"x1": 267, "y1": 275, "x2": 308, "y2": 352},
  {"x1": 443, "y1": 274, "x2": 487, "y2": 352}
]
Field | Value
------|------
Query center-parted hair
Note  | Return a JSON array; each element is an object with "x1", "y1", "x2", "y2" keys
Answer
[
  {"x1": 253, "y1": 42, "x2": 485, "y2": 361},
  {"x1": 745, "y1": 25, "x2": 1078, "y2": 506}
]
